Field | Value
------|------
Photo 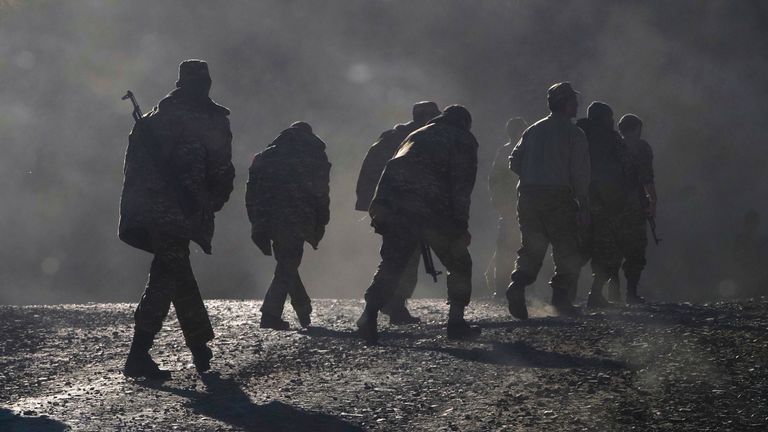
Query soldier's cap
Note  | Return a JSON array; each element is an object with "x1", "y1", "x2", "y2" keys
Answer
[
  {"x1": 587, "y1": 101, "x2": 613, "y2": 121},
  {"x1": 618, "y1": 113, "x2": 643, "y2": 133},
  {"x1": 176, "y1": 59, "x2": 211, "y2": 87},
  {"x1": 412, "y1": 101, "x2": 441, "y2": 119},
  {"x1": 290, "y1": 121, "x2": 313, "y2": 134},
  {"x1": 547, "y1": 82, "x2": 579, "y2": 102}
]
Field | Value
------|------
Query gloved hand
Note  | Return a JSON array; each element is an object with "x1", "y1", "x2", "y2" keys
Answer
[{"x1": 251, "y1": 231, "x2": 272, "y2": 256}]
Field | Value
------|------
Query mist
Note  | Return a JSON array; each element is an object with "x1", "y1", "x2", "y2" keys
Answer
[{"x1": 1, "y1": 0, "x2": 766, "y2": 305}]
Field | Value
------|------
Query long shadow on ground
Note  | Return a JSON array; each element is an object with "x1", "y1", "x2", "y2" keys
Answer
[
  {"x1": 140, "y1": 372, "x2": 363, "y2": 432},
  {"x1": 0, "y1": 408, "x2": 69, "y2": 432},
  {"x1": 415, "y1": 340, "x2": 627, "y2": 370}
]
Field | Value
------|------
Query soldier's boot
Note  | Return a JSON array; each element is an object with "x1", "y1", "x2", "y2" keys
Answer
[
  {"x1": 123, "y1": 329, "x2": 171, "y2": 380},
  {"x1": 190, "y1": 344, "x2": 213, "y2": 374},
  {"x1": 505, "y1": 282, "x2": 529, "y2": 320},
  {"x1": 587, "y1": 278, "x2": 615, "y2": 309},
  {"x1": 626, "y1": 281, "x2": 646, "y2": 305},
  {"x1": 295, "y1": 305, "x2": 312, "y2": 329},
  {"x1": 385, "y1": 298, "x2": 421, "y2": 325},
  {"x1": 356, "y1": 305, "x2": 379, "y2": 345},
  {"x1": 551, "y1": 291, "x2": 580, "y2": 317},
  {"x1": 260, "y1": 312, "x2": 290, "y2": 330},
  {"x1": 446, "y1": 304, "x2": 481, "y2": 340}
]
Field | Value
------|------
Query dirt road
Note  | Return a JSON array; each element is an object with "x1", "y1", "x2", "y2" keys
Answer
[{"x1": 2, "y1": 298, "x2": 767, "y2": 431}]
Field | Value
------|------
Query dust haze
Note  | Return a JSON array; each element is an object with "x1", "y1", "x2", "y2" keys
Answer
[{"x1": 1, "y1": 0, "x2": 766, "y2": 304}]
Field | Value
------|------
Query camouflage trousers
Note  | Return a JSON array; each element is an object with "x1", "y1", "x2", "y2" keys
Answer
[
  {"x1": 590, "y1": 205, "x2": 647, "y2": 288},
  {"x1": 365, "y1": 222, "x2": 472, "y2": 310},
  {"x1": 260, "y1": 235, "x2": 312, "y2": 318},
  {"x1": 381, "y1": 250, "x2": 420, "y2": 313},
  {"x1": 134, "y1": 232, "x2": 214, "y2": 348},
  {"x1": 510, "y1": 188, "x2": 582, "y2": 304}
]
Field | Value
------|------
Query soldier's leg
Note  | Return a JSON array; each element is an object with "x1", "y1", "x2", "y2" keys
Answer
[
  {"x1": 588, "y1": 213, "x2": 621, "y2": 308},
  {"x1": 508, "y1": 193, "x2": 549, "y2": 319},
  {"x1": 424, "y1": 228, "x2": 479, "y2": 340},
  {"x1": 619, "y1": 211, "x2": 648, "y2": 304},
  {"x1": 358, "y1": 223, "x2": 418, "y2": 344},
  {"x1": 284, "y1": 239, "x2": 312, "y2": 327},
  {"x1": 545, "y1": 197, "x2": 581, "y2": 314},
  {"x1": 382, "y1": 249, "x2": 421, "y2": 324},
  {"x1": 126, "y1": 233, "x2": 187, "y2": 379},
  {"x1": 260, "y1": 236, "x2": 302, "y2": 329},
  {"x1": 494, "y1": 216, "x2": 517, "y2": 300}
]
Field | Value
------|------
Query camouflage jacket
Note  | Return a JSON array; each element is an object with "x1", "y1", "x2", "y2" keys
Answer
[
  {"x1": 370, "y1": 120, "x2": 478, "y2": 235},
  {"x1": 119, "y1": 89, "x2": 235, "y2": 254},
  {"x1": 245, "y1": 127, "x2": 331, "y2": 247},
  {"x1": 355, "y1": 121, "x2": 419, "y2": 211},
  {"x1": 488, "y1": 142, "x2": 517, "y2": 216},
  {"x1": 577, "y1": 118, "x2": 631, "y2": 213}
]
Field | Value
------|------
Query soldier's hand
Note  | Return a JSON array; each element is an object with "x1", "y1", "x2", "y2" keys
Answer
[
  {"x1": 646, "y1": 201, "x2": 657, "y2": 219},
  {"x1": 251, "y1": 231, "x2": 272, "y2": 256},
  {"x1": 461, "y1": 230, "x2": 472, "y2": 247}
]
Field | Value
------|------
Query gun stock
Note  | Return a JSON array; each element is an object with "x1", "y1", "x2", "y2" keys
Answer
[{"x1": 421, "y1": 242, "x2": 442, "y2": 283}]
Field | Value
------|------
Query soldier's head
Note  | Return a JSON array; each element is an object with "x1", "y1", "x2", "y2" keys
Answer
[
  {"x1": 506, "y1": 117, "x2": 528, "y2": 141},
  {"x1": 176, "y1": 59, "x2": 212, "y2": 97},
  {"x1": 412, "y1": 101, "x2": 441, "y2": 126},
  {"x1": 618, "y1": 114, "x2": 643, "y2": 140},
  {"x1": 587, "y1": 101, "x2": 614, "y2": 129},
  {"x1": 431, "y1": 104, "x2": 472, "y2": 131},
  {"x1": 290, "y1": 121, "x2": 313, "y2": 134},
  {"x1": 547, "y1": 82, "x2": 579, "y2": 118}
]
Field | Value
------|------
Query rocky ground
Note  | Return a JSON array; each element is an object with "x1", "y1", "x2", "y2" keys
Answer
[{"x1": 1, "y1": 297, "x2": 768, "y2": 431}]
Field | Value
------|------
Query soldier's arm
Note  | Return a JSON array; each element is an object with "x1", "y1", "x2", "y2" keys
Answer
[
  {"x1": 639, "y1": 141, "x2": 657, "y2": 215},
  {"x1": 315, "y1": 152, "x2": 332, "y2": 227},
  {"x1": 451, "y1": 136, "x2": 479, "y2": 231},
  {"x1": 570, "y1": 129, "x2": 591, "y2": 210},
  {"x1": 508, "y1": 135, "x2": 525, "y2": 176},
  {"x1": 355, "y1": 137, "x2": 388, "y2": 211},
  {"x1": 245, "y1": 156, "x2": 268, "y2": 234},
  {"x1": 206, "y1": 118, "x2": 236, "y2": 212}
]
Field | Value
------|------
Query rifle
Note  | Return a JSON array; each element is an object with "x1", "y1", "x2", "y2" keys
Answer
[
  {"x1": 648, "y1": 216, "x2": 662, "y2": 246},
  {"x1": 421, "y1": 242, "x2": 442, "y2": 283},
  {"x1": 121, "y1": 90, "x2": 199, "y2": 216}
]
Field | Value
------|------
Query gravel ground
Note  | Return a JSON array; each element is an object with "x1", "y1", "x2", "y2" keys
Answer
[{"x1": 1, "y1": 298, "x2": 768, "y2": 431}]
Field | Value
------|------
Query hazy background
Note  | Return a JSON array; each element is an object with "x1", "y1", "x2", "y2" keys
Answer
[{"x1": 1, "y1": 0, "x2": 766, "y2": 305}]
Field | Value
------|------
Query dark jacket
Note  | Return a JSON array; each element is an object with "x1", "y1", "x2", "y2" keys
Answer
[
  {"x1": 577, "y1": 117, "x2": 630, "y2": 213},
  {"x1": 355, "y1": 122, "x2": 419, "y2": 211},
  {"x1": 370, "y1": 119, "x2": 478, "y2": 235},
  {"x1": 246, "y1": 126, "x2": 331, "y2": 247},
  {"x1": 119, "y1": 89, "x2": 235, "y2": 254}
]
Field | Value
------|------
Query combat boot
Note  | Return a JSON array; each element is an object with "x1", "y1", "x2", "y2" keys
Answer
[
  {"x1": 190, "y1": 344, "x2": 213, "y2": 374},
  {"x1": 506, "y1": 283, "x2": 528, "y2": 320},
  {"x1": 446, "y1": 304, "x2": 481, "y2": 340},
  {"x1": 295, "y1": 305, "x2": 312, "y2": 329},
  {"x1": 607, "y1": 280, "x2": 622, "y2": 303},
  {"x1": 587, "y1": 291, "x2": 614, "y2": 309},
  {"x1": 260, "y1": 312, "x2": 290, "y2": 330},
  {"x1": 123, "y1": 329, "x2": 171, "y2": 380},
  {"x1": 386, "y1": 299, "x2": 421, "y2": 325},
  {"x1": 356, "y1": 305, "x2": 379, "y2": 345}
]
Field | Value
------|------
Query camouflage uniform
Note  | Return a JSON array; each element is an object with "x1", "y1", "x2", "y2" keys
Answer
[
  {"x1": 355, "y1": 102, "x2": 440, "y2": 313},
  {"x1": 508, "y1": 90, "x2": 591, "y2": 310},
  {"x1": 620, "y1": 136, "x2": 654, "y2": 290},
  {"x1": 487, "y1": 118, "x2": 527, "y2": 299},
  {"x1": 365, "y1": 108, "x2": 478, "y2": 311},
  {"x1": 577, "y1": 115, "x2": 646, "y2": 300},
  {"x1": 246, "y1": 123, "x2": 331, "y2": 320},
  {"x1": 119, "y1": 60, "x2": 234, "y2": 350}
]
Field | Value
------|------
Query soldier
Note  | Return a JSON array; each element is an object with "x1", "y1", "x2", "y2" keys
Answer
[
  {"x1": 616, "y1": 113, "x2": 657, "y2": 304},
  {"x1": 576, "y1": 101, "x2": 632, "y2": 308},
  {"x1": 119, "y1": 59, "x2": 235, "y2": 379},
  {"x1": 246, "y1": 122, "x2": 331, "y2": 330},
  {"x1": 355, "y1": 101, "x2": 441, "y2": 324},
  {"x1": 506, "y1": 83, "x2": 590, "y2": 319},
  {"x1": 356, "y1": 105, "x2": 481, "y2": 344},
  {"x1": 487, "y1": 117, "x2": 528, "y2": 301}
]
